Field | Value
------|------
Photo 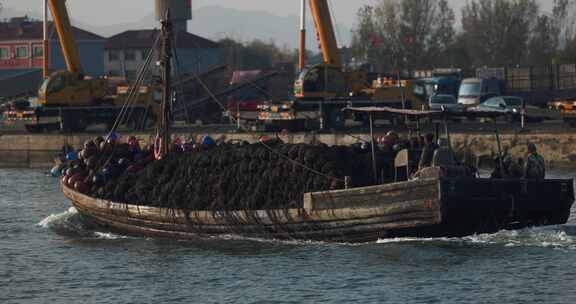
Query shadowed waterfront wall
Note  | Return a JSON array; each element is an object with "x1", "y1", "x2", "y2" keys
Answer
[{"x1": 0, "y1": 131, "x2": 575, "y2": 168}]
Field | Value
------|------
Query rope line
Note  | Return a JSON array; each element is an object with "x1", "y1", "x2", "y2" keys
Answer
[
  {"x1": 108, "y1": 35, "x2": 161, "y2": 135},
  {"x1": 185, "y1": 66, "x2": 344, "y2": 183}
]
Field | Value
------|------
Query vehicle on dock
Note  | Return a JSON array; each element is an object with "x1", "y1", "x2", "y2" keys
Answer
[
  {"x1": 257, "y1": 0, "x2": 428, "y2": 131},
  {"x1": 418, "y1": 69, "x2": 462, "y2": 99},
  {"x1": 548, "y1": 98, "x2": 576, "y2": 127},
  {"x1": 469, "y1": 96, "x2": 553, "y2": 123},
  {"x1": 463, "y1": 66, "x2": 576, "y2": 109},
  {"x1": 457, "y1": 78, "x2": 500, "y2": 107},
  {"x1": 22, "y1": 0, "x2": 158, "y2": 133},
  {"x1": 224, "y1": 65, "x2": 294, "y2": 127},
  {"x1": 428, "y1": 94, "x2": 464, "y2": 113}
]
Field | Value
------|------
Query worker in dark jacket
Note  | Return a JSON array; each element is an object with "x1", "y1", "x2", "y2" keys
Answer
[
  {"x1": 418, "y1": 133, "x2": 439, "y2": 169},
  {"x1": 524, "y1": 143, "x2": 545, "y2": 179}
]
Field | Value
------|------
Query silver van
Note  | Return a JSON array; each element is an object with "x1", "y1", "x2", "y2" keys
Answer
[{"x1": 458, "y1": 78, "x2": 501, "y2": 107}]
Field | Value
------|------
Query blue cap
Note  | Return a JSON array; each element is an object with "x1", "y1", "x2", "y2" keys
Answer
[
  {"x1": 107, "y1": 132, "x2": 120, "y2": 141},
  {"x1": 65, "y1": 151, "x2": 78, "y2": 161},
  {"x1": 202, "y1": 136, "x2": 215, "y2": 146}
]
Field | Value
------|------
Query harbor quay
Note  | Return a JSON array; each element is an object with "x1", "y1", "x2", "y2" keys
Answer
[{"x1": 1, "y1": 128, "x2": 575, "y2": 169}]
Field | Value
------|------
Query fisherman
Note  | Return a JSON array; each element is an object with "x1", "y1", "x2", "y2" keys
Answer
[
  {"x1": 379, "y1": 131, "x2": 399, "y2": 155},
  {"x1": 432, "y1": 138, "x2": 456, "y2": 167},
  {"x1": 524, "y1": 143, "x2": 545, "y2": 179},
  {"x1": 383, "y1": 131, "x2": 399, "y2": 147},
  {"x1": 127, "y1": 136, "x2": 140, "y2": 156},
  {"x1": 418, "y1": 133, "x2": 439, "y2": 169},
  {"x1": 172, "y1": 136, "x2": 184, "y2": 152},
  {"x1": 509, "y1": 157, "x2": 524, "y2": 178},
  {"x1": 491, "y1": 154, "x2": 522, "y2": 179}
]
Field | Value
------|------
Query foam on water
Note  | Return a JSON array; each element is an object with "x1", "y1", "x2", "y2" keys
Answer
[
  {"x1": 36, "y1": 208, "x2": 576, "y2": 248},
  {"x1": 462, "y1": 227, "x2": 575, "y2": 249},
  {"x1": 377, "y1": 226, "x2": 576, "y2": 249},
  {"x1": 38, "y1": 208, "x2": 126, "y2": 240},
  {"x1": 38, "y1": 207, "x2": 80, "y2": 229}
]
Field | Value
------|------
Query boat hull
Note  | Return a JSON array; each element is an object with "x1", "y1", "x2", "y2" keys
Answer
[{"x1": 62, "y1": 177, "x2": 574, "y2": 243}]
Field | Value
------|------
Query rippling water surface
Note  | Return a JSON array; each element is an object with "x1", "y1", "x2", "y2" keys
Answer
[{"x1": 2, "y1": 169, "x2": 576, "y2": 304}]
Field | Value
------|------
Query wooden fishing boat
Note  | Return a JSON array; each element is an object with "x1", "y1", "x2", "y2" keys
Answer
[
  {"x1": 59, "y1": 14, "x2": 574, "y2": 243},
  {"x1": 63, "y1": 175, "x2": 574, "y2": 243}
]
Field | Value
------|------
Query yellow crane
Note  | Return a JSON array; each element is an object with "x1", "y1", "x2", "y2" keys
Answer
[
  {"x1": 22, "y1": 0, "x2": 160, "y2": 133},
  {"x1": 38, "y1": 0, "x2": 108, "y2": 107},
  {"x1": 260, "y1": 0, "x2": 428, "y2": 130},
  {"x1": 294, "y1": 0, "x2": 352, "y2": 99}
]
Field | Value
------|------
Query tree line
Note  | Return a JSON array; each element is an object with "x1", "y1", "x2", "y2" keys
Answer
[
  {"x1": 350, "y1": 0, "x2": 576, "y2": 71},
  {"x1": 217, "y1": 38, "x2": 299, "y2": 70}
]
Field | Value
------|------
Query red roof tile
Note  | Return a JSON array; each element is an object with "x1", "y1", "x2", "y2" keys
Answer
[{"x1": 0, "y1": 18, "x2": 104, "y2": 42}]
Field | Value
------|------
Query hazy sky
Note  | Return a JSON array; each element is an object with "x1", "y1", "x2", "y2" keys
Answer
[
  {"x1": 3, "y1": 0, "x2": 552, "y2": 28},
  {"x1": 4, "y1": 0, "x2": 379, "y2": 27}
]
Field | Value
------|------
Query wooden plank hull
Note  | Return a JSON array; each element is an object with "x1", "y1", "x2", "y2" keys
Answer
[{"x1": 62, "y1": 177, "x2": 574, "y2": 243}]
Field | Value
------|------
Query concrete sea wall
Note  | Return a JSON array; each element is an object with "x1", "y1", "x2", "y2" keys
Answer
[{"x1": 0, "y1": 131, "x2": 575, "y2": 169}]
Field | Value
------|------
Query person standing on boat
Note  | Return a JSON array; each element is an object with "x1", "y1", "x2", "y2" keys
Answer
[
  {"x1": 418, "y1": 133, "x2": 439, "y2": 169},
  {"x1": 524, "y1": 143, "x2": 545, "y2": 179}
]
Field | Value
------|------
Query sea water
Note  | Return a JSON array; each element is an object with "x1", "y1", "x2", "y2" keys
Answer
[{"x1": 1, "y1": 168, "x2": 576, "y2": 304}]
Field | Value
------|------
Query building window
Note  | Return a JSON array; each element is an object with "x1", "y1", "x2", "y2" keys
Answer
[
  {"x1": 0, "y1": 48, "x2": 9, "y2": 59},
  {"x1": 15, "y1": 46, "x2": 28, "y2": 58},
  {"x1": 33, "y1": 46, "x2": 44, "y2": 58},
  {"x1": 125, "y1": 49, "x2": 136, "y2": 61},
  {"x1": 108, "y1": 50, "x2": 120, "y2": 61}
]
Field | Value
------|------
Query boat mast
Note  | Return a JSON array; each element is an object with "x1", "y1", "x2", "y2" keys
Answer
[
  {"x1": 298, "y1": 0, "x2": 306, "y2": 71},
  {"x1": 43, "y1": 0, "x2": 50, "y2": 79},
  {"x1": 155, "y1": 10, "x2": 173, "y2": 160}
]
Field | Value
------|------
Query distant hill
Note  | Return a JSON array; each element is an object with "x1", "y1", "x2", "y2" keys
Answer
[
  {"x1": 78, "y1": 5, "x2": 352, "y2": 50},
  {"x1": 189, "y1": 5, "x2": 351, "y2": 49},
  {"x1": 4, "y1": 0, "x2": 553, "y2": 48},
  {"x1": 0, "y1": 4, "x2": 351, "y2": 49}
]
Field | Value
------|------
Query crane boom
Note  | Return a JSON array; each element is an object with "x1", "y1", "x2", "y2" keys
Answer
[
  {"x1": 47, "y1": 0, "x2": 83, "y2": 75},
  {"x1": 309, "y1": 0, "x2": 341, "y2": 67}
]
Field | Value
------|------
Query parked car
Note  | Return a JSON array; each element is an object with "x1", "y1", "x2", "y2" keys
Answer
[
  {"x1": 428, "y1": 94, "x2": 464, "y2": 112},
  {"x1": 470, "y1": 96, "x2": 549, "y2": 122}
]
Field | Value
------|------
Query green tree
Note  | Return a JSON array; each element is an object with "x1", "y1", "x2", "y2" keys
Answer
[
  {"x1": 527, "y1": 15, "x2": 559, "y2": 65},
  {"x1": 461, "y1": 0, "x2": 539, "y2": 66},
  {"x1": 552, "y1": 0, "x2": 576, "y2": 63},
  {"x1": 350, "y1": 6, "x2": 382, "y2": 64},
  {"x1": 218, "y1": 38, "x2": 294, "y2": 70},
  {"x1": 350, "y1": 0, "x2": 456, "y2": 71},
  {"x1": 553, "y1": 0, "x2": 576, "y2": 47}
]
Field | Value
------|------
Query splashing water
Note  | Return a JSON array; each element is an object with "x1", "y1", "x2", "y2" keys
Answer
[
  {"x1": 37, "y1": 205, "x2": 576, "y2": 248},
  {"x1": 462, "y1": 227, "x2": 575, "y2": 249},
  {"x1": 377, "y1": 226, "x2": 576, "y2": 250},
  {"x1": 38, "y1": 207, "x2": 126, "y2": 240}
]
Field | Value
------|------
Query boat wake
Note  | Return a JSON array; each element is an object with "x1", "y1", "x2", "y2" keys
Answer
[
  {"x1": 38, "y1": 208, "x2": 126, "y2": 240},
  {"x1": 37, "y1": 208, "x2": 576, "y2": 249},
  {"x1": 377, "y1": 226, "x2": 576, "y2": 249}
]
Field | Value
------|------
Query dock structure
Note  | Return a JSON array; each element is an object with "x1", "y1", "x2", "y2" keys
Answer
[{"x1": 1, "y1": 130, "x2": 576, "y2": 168}]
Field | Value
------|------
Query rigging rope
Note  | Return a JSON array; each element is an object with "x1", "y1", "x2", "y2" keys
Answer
[
  {"x1": 185, "y1": 66, "x2": 345, "y2": 183},
  {"x1": 105, "y1": 30, "x2": 345, "y2": 184},
  {"x1": 108, "y1": 35, "x2": 161, "y2": 136},
  {"x1": 99, "y1": 34, "x2": 161, "y2": 170}
]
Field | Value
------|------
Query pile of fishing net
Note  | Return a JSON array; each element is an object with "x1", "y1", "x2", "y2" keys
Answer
[{"x1": 92, "y1": 142, "x2": 379, "y2": 210}]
